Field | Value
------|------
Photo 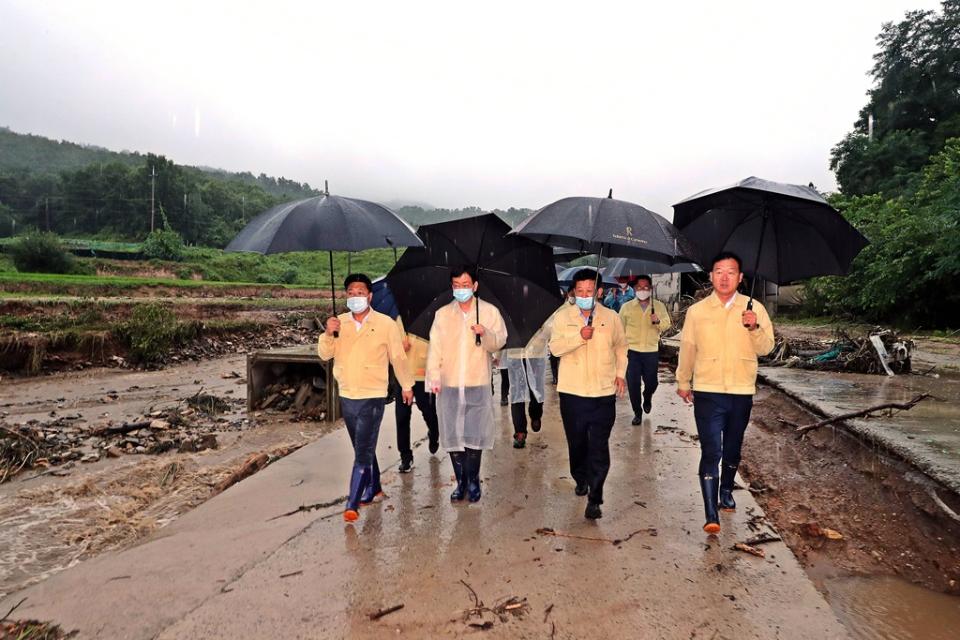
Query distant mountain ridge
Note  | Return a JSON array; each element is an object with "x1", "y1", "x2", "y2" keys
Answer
[{"x1": 0, "y1": 126, "x2": 319, "y2": 200}]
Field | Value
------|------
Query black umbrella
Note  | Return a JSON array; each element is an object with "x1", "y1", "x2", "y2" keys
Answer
[
  {"x1": 672, "y1": 176, "x2": 869, "y2": 316},
  {"x1": 511, "y1": 190, "x2": 699, "y2": 325},
  {"x1": 225, "y1": 183, "x2": 423, "y2": 334},
  {"x1": 386, "y1": 213, "x2": 562, "y2": 349},
  {"x1": 602, "y1": 257, "x2": 701, "y2": 278}
]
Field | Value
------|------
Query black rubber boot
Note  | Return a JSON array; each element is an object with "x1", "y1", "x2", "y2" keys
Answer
[
  {"x1": 719, "y1": 464, "x2": 738, "y2": 511},
  {"x1": 466, "y1": 449, "x2": 482, "y2": 502},
  {"x1": 449, "y1": 452, "x2": 467, "y2": 501},
  {"x1": 699, "y1": 474, "x2": 721, "y2": 534}
]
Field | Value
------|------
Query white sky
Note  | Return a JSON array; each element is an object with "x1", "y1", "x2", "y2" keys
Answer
[{"x1": 0, "y1": 0, "x2": 943, "y2": 216}]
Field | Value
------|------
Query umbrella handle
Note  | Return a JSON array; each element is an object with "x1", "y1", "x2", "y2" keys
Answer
[{"x1": 475, "y1": 291, "x2": 482, "y2": 346}]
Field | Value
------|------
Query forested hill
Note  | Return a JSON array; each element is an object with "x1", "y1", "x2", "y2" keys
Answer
[{"x1": 0, "y1": 126, "x2": 319, "y2": 200}]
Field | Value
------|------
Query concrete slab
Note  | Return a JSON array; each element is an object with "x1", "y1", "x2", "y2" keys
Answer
[
  {"x1": 1, "y1": 380, "x2": 847, "y2": 639},
  {"x1": 759, "y1": 367, "x2": 960, "y2": 494}
]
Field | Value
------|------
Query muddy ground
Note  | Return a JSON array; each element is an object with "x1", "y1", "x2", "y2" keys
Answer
[
  {"x1": 744, "y1": 386, "x2": 960, "y2": 594},
  {"x1": 0, "y1": 352, "x2": 337, "y2": 600}
]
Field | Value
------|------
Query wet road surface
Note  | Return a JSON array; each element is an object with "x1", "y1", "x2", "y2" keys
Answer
[{"x1": 0, "y1": 376, "x2": 847, "y2": 639}]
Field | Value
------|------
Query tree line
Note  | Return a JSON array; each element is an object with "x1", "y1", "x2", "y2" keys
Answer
[{"x1": 811, "y1": 0, "x2": 960, "y2": 327}]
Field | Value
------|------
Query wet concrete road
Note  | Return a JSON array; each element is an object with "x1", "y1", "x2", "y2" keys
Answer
[
  {"x1": 760, "y1": 367, "x2": 960, "y2": 494},
  {"x1": 0, "y1": 377, "x2": 847, "y2": 639}
]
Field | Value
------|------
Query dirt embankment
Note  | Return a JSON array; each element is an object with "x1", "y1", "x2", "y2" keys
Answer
[
  {"x1": 0, "y1": 280, "x2": 338, "y2": 300},
  {"x1": 743, "y1": 386, "x2": 960, "y2": 595}
]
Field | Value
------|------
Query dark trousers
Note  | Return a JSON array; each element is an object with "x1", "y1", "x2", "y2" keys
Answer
[
  {"x1": 395, "y1": 380, "x2": 439, "y2": 460},
  {"x1": 559, "y1": 393, "x2": 616, "y2": 504},
  {"x1": 549, "y1": 355, "x2": 559, "y2": 384},
  {"x1": 341, "y1": 397, "x2": 386, "y2": 467},
  {"x1": 626, "y1": 350, "x2": 659, "y2": 416},
  {"x1": 511, "y1": 387, "x2": 543, "y2": 434},
  {"x1": 499, "y1": 369, "x2": 510, "y2": 400},
  {"x1": 692, "y1": 391, "x2": 753, "y2": 478}
]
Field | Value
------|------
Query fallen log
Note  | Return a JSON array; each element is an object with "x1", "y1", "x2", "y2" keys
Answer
[
  {"x1": 90, "y1": 421, "x2": 151, "y2": 437},
  {"x1": 780, "y1": 393, "x2": 931, "y2": 435},
  {"x1": 213, "y1": 452, "x2": 269, "y2": 494}
]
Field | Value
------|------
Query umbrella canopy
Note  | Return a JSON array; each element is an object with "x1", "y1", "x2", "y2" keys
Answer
[
  {"x1": 225, "y1": 192, "x2": 422, "y2": 254},
  {"x1": 602, "y1": 257, "x2": 700, "y2": 279},
  {"x1": 371, "y1": 276, "x2": 399, "y2": 320},
  {"x1": 386, "y1": 213, "x2": 562, "y2": 349},
  {"x1": 557, "y1": 265, "x2": 617, "y2": 287},
  {"x1": 225, "y1": 187, "x2": 423, "y2": 322},
  {"x1": 552, "y1": 246, "x2": 585, "y2": 262},
  {"x1": 511, "y1": 192, "x2": 699, "y2": 264},
  {"x1": 672, "y1": 177, "x2": 868, "y2": 286}
]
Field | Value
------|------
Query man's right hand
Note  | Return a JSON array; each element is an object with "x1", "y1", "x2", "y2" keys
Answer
[
  {"x1": 430, "y1": 384, "x2": 441, "y2": 395},
  {"x1": 402, "y1": 338, "x2": 412, "y2": 352},
  {"x1": 677, "y1": 389, "x2": 693, "y2": 404},
  {"x1": 580, "y1": 326, "x2": 594, "y2": 340},
  {"x1": 325, "y1": 316, "x2": 341, "y2": 336}
]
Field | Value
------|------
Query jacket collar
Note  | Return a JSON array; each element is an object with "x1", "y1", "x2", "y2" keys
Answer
[{"x1": 708, "y1": 291, "x2": 740, "y2": 309}]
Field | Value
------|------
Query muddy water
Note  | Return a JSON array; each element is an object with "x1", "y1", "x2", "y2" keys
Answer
[{"x1": 823, "y1": 576, "x2": 960, "y2": 640}]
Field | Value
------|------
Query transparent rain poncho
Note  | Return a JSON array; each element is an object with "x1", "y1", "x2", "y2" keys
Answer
[
  {"x1": 426, "y1": 298, "x2": 507, "y2": 452},
  {"x1": 502, "y1": 313, "x2": 553, "y2": 405}
]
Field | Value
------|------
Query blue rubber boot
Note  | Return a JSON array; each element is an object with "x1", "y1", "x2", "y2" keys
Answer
[
  {"x1": 699, "y1": 474, "x2": 721, "y2": 534},
  {"x1": 360, "y1": 457, "x2": 383, "y2": 505},
  {"x1": 344, "y1": 463, "x2": 369, "y2": 522},
  {"x1": 719, "y1": 464, "x2": 738, "y2": 512}
]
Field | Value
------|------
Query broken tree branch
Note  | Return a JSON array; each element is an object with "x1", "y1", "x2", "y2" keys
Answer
[
  {"x1": 1, "y1": 597, "x2": 27, "y2": 622},
  {"x1": 535, "y1": 526, "x2": 656, "y2": 545},
  {"x1": 790, "y1": 393, "x2": 931, "y2": 435},
  {"x1": 369, "y1": 604, "x2": 404, "y2": 621}
]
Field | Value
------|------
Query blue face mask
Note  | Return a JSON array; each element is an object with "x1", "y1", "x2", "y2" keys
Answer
[
  {"x1": 575, "y1": 296, "x2": 594, "y2": 310},
  {"x1": 346, "y1": 296, "x2": 369, "y2": 314},
  {"x1": 452, "y1": 288, "x2": 474, "y2": 303}
]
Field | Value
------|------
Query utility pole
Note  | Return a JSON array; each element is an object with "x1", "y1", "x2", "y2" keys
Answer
[
  {"x1": 241, "y1": 195, "x2": 245, "y2": 223},
  {"x1": 45, "y1": 197, "x2": 50, "y2": 231},
  {"x1": 150, "y1": 165, "x2": 156, "y2": 232}
]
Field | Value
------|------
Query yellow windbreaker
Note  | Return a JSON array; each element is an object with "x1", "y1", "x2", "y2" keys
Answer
[
  {"x1": 396, "y1": 316, "x2": 429, "y2": 381},
  {"x1": 675, "y1": 292, "x2": 775, "y2": 395},
  {"x1": 317, "y1": 309, "x2": 414, "y2": 400},
  {"x1": 619, "y1": 298, "x2": 672, "y2": 353},
  {"x1": 549, "y1": 304, "x2": 628, "y2": 398}
]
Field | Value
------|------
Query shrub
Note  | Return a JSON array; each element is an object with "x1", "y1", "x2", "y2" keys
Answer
[
  {"x1": 142, "y1": 229, "x2": 185, "y2": 261},
  {"x1": 9, "y1": 232, "x2": 77, "y2": 274},
  {"x1": 117, "y1": 303, "x2": 197, "y2": 364}
]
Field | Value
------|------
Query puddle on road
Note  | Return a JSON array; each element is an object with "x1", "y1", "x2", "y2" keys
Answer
[{"x1": 822, "y1": 575, "x2": 960, "y2": 640}]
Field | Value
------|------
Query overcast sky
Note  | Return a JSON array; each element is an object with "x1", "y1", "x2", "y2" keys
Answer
[{"x1": 0, "y1": 1, "x2": 943, "y2": 216}]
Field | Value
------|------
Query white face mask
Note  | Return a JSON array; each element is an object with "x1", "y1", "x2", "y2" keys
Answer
[
  {"x1": 636, "y1": 289, "x2": 651, "y2": 301},
  {"x1": 346, "y1": 296, "x2": 369, "y2": 314}
]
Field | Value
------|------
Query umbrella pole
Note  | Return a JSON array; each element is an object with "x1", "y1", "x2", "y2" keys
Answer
[
  {"x1": 745, "y1": 210, "x2": 768, "y2": 320},
  {"x1": 329, "y1": 250, "x2": 339, "y2": 338},
  {"x1": 588, "y1": 245, "x2": 605, "y2": 327}
]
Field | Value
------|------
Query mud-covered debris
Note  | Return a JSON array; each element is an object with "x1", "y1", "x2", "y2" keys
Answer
[
  {"x1": 368, "y1": 604, "x2": 404, "y2": 621},
  {"x1": 187, "y1": 392, "x2": 232, "y2": 416},
  {"x1": 763, "y1": 327, "x2": 913, "y2": 375},
  {"x1": 732, "y1": 543, "x2": 766, "y2": 558}
]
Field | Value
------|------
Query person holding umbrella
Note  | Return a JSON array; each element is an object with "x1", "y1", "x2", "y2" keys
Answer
[
  {"x1": 675, "y1": 253, "x2": 774, "y2": 534},
  {"x1": 619, "y1": 275, "x2": 671, "y2": 425},
  {"x1": 549, "y1": 269, "x2": 627, "y2": 520},
  {"x1": 426, "y1": 265, "x2": 508, "y2": 503},
  {"x1": 394, "y1": 316, "x2": 440, "y2": 473},
  {"x1": 318, "y1": 273, "x2": 414, "y2": 523},
  {"x1": 602, "y1": 278, "x2": 635, "y2": 312}
]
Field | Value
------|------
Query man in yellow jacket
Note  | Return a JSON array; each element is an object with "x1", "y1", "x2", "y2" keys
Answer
[
  {"x1": 394, "y1": 316, "x2": 439, "y2": 473},
  {"x1": 619, "y1": 275, "x2": 672, "y2": 425},
  {"x1": 426, "y1": 265, "x2": 508, "y2": 503},
  {"x1": 675, "y1": 253, "x2": 775, "y2": 534},
  {"x1": 549, "y1": 269, "x2": 627, "y2": 520},
  {"x1": 319, "y1": 273, "x2": 414, "y2": 523}
]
